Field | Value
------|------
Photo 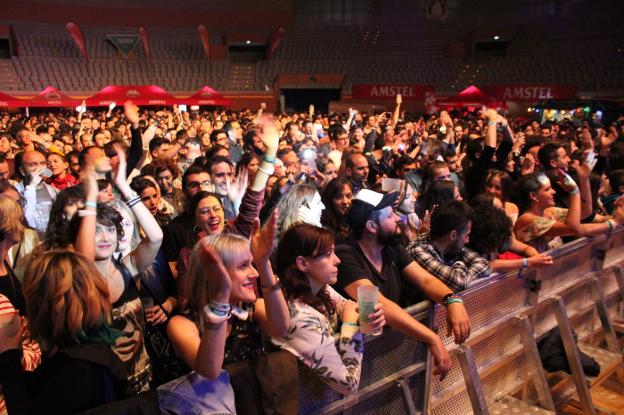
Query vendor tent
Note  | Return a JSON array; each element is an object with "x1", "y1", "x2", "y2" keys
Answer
[
  {"x1": 25, "y1": 86, "x2": 80, "y2": 107},
  {"x1": 85, "y1": 85, "x2": 181, "y2": 106},
  {"x1": 0, "y1": 91, "x2": 25, "y2": 107},
  {"x1": 437, "y1": 85, "x2": 504, "y2": 108},
  {"x1": 183, "y1": 86, "x2": 231, "y2": 106}
]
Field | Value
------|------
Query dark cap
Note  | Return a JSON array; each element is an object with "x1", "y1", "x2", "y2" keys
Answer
[{"x1": 346, "y1": 189, "x2": 398, "y2": 231}]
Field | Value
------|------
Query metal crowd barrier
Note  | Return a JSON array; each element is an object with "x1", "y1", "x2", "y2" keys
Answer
[{"x1": 299, "y1": 227, "x2": 624, "y2": 414}]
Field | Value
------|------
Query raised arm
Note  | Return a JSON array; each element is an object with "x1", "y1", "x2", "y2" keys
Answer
[
  {"x1": 111, "y1": 144, "x2": 163, "y2": 274},
  {"x1": 74, "y1": 166, "x2": 98, "y2": 260},
  {"x1": 390, "y1": 94, "x2": 402, "y2": 129},
  {"x1": 251, "y1": 210, "x2": 289, "y2": 337}
]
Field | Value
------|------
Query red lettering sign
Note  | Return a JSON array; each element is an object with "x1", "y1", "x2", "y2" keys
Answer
[
  {"x1": 352, "y1": 84, "x2": 435, "y2": 100},
  {"x1": 481, "y1": 85, "x2": 576, "y2": 101}
]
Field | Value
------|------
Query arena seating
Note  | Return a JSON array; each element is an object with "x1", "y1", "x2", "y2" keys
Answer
[{"x1": 2, "y1": 20, "x2": 623, "y2": 94}]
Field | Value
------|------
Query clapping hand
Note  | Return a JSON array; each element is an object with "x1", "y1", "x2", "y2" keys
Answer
[
  {"x1": 198, "y1": 239, "x2": 232, "y2": 302},
  {"x1": 250, "y1": 208, "x2": 278, "y2": 266}
]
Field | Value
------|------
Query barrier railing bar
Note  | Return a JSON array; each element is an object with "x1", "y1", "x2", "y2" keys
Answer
[
  {"x1": 397, "y1": 378, "x2": 419, "y2": 415},
  {"x1": 552, "y1": 296, "x2": 596, "y2": 415},
  {"x1": 611, "y1": 266, "x2": 624, "y2": 321},
  {"x1": 516, "y1": 315, "x2": 557, "y2": 411},
  {"x1": 432, "y1": 344, "x2": 524, "y2": 407},
  {"x1": 589, "y1": 277, "x2": 624, "y2": 388},
  {"x1": 318, "y1": 361, "x2": 428, "y2": 414},
  {"x1": 462, "y1": 307, "x2": 532, "y2": 349},
  {"x1": 457, "y1": 346, "x2": 489, "y2": 415}
]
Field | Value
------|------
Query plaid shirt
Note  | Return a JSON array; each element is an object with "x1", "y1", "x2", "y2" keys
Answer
[{"x1": 407, "y1": 237, "x2": 491, "y2": 293}]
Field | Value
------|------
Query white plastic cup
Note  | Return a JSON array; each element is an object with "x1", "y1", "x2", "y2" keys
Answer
[
  {"x1": 0, "y1": 312, "x2": 20, "y2": 338},
  {"x1": 357, "y1": 285, "x2": 381, "y2": 336}
]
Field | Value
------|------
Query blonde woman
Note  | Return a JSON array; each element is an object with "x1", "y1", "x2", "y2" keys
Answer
[
  {"x1": 163, "y1": 212, "x2": 289, "y2": 413},
  {"x1": 0, "y1": 251, "x2": 126, "y2": 414}
]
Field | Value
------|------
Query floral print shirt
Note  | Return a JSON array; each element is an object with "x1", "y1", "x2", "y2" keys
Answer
[
  {"x1": 270, "y1": 286, "x2": 363, "y2": 395},
  {"x1": 515, "y1": 207, "x2": 568, "y2": 252}
]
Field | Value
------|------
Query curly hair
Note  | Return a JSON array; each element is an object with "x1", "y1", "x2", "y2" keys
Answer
[
  {"x1": 275, "y1": 224, "x2": 337, "y2": 319},
  {"x1": 468, "y1": 201, "x2": 512, "y2": 255}
]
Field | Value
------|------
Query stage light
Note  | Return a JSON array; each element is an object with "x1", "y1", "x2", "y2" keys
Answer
[
  {"x1": 596, "y1": 110, "x2": 603, "y2": 117},
  {"x1": 535, "y1": 108, "x2": 540, "y2": 113},
  {"x1": 246, "y1": 40, "x2": 251, "y2": 45},
  {"x1": 493, "y1": 35, "x2": 500, "y2": 40}
]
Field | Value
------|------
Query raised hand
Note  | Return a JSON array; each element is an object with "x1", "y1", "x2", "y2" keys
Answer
[
  {"x1": 111, "y1": 142, "x2": 128, "y2": 190},
  {"x1": 81, "y1": 162, "x2": 99, "y2": 201},
  {"x1": 124, "y1": 101, "x2": 140, "y2": 128},
  {"x1": 227, "y1": 168, "x2": 249, "y2": 210},
  {"x1": 198, "y1": 239, "x2": 232, "y2": 302},
  {"x1": 260, "y1": 115, "x2": 279, "y2": 155},
  {"x1": 250, "y1": 209, "x2": 278, "y2": 266},
  {"x1": 556, "y1": 169, "x2": 579, "y2": 194}
]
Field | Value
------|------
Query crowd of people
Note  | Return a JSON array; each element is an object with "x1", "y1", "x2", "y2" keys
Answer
[{"x1": 0, "y1": 95, "x2": 623, "y2": 414}]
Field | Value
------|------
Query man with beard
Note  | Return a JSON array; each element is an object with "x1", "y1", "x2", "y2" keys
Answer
[
  {"x1": 334, "y1": 189, "x2": 471, "y2": 381},
  {"x1": 407, "y1": 200, "x2": 490, "y2": 292}
]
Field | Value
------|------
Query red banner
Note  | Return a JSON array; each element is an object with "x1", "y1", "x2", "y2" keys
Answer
[
  {"x1": 266, "y1": 27, "x2": 284, "y2": 60},
  {"x1": 481, "y1": 85, "x2": 577, "y2": 101},
  {"x1": 198, "y1": 25, "x2": 210, "y2": 60},
  {"x1": 65, "y1": 22, "x2": 88, "y2": 61},
  {"x1": 138, "y1": 26, "x2": 151, "y2": 59},
  {"x1": 352, "y1": 84, "x2": 435, "y2": 100}
]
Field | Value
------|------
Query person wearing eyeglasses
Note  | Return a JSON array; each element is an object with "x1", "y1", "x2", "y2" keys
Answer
[{"x1": 174, "y1": 118, "x2": 280, "y2": 310}]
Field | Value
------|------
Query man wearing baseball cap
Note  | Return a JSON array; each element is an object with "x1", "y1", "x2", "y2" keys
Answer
[{"x1": 334, "y1": 189, "x2": 471, "y2": 380}]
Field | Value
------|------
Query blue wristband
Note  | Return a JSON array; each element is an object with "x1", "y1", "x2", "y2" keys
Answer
[
  {"x1": 263, "y1": 154, "x2": 276, "y2": 164},
  {"x1": 85, "y1": 201, "x2": 97, "y2": 209}
]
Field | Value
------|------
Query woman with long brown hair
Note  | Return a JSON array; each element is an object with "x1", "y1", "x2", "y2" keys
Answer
[
  {"x1": 272, "y1": 223, "x2": 385, "y2": 395},
  {"x1": 0, "y1": 251, "x2": 126, "y2": 414}
]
